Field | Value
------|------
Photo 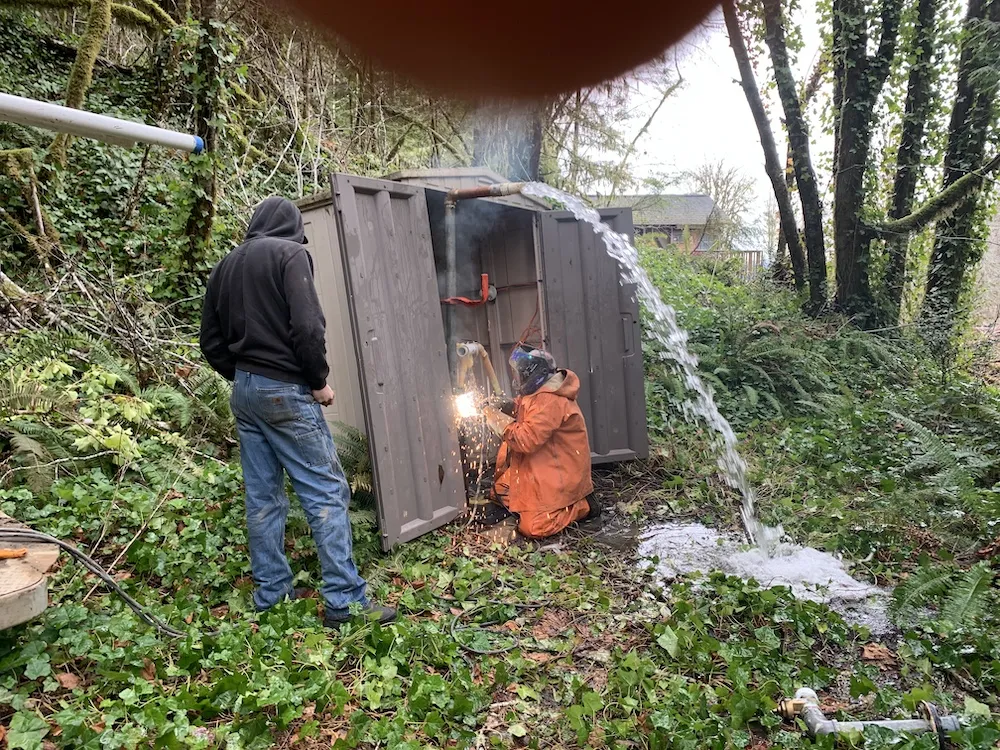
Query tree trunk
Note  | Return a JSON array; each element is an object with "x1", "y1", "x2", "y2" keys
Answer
[
  {"x1": 883, "y1": 0, "x2": 940, "y2": 319},
  {"x1": 506, "y1": 109, "x2": 542, "y2": 182},
  {"x1": 181, "y1": 0, "x2": 220, "y2": 277},
  {"x1": 775, "y1": 60, "x2": 824, "y2": 284},
  {"x1": 472, "y1": 104, "x2": 543, "y2": 181},
  {"x1": 920, "y1": 0, "x2": 1000, "y2": 333},
  {"x1": 48, "y1": 0, "x2": 112, "y2": 167},
  {"x1": 724, "y1": 0, "x2": 805, "y2": 291},
  {"x1": 831, "y1": 0, "x2": 903, "y2": 321},
  {"x1": 762, "y1": 0, "x2": 827, "y2": 311}
]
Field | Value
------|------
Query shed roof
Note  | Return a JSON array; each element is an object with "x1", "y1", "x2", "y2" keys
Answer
[{"x1": 590, "y1": 194, "x2": 717, "y2": 227}]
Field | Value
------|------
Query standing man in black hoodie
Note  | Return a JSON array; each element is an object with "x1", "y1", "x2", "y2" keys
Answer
[{"x1": 200, "y1": 196, "x2": 395, "y2": 626}]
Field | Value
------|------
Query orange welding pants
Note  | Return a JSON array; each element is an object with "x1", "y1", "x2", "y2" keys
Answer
[
  {"x1": 514, "y1": 498, "x2": 591, "y2": 539},
  {"x1": 493, "y1": 370, "x2": 594, "y2": 539}
]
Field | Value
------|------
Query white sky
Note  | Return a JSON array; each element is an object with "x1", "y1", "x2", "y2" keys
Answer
[{"x1": 623, "y1": 8, "x2": 827, "y2": 224}]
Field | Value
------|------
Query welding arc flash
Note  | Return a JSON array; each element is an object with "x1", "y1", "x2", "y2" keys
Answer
[{"x1": 455, "y1": 392, "x2": 479, "y2": 419}]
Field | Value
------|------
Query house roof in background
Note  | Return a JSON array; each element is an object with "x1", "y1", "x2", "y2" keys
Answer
[{"x1": 593, "y1": 193, "x2": 717, "y2": 227}]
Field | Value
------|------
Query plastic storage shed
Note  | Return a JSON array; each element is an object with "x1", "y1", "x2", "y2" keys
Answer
[{"x1": 297, "y1": 169, "x2": 647, "y2": 550}]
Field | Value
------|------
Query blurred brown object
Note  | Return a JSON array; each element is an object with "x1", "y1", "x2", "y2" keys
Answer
[
  {"x1": 0, "y1": 548, "x2": 27, "y2": 559},
  {"x1": 279, "y1": 1, "x2": 718, "y2": 97}
]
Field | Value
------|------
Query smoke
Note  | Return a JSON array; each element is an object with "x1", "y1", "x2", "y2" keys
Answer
[{"x1": 433, "y1": 194, "x2": 505, "y2": 299}]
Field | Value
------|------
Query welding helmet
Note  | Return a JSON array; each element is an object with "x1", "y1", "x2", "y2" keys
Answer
[{"x1": 509, "y1": 345, "x2": 556, "y2": 396}]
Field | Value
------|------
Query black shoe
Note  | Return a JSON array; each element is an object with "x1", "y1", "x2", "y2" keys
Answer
[
  {"x1": 324, "y1": 604, "x2": 397, "y2": 627},
  {"x1": 476, "y1": 501, "x2": 513, "y2": 526},
  {"x1": 583, "y1": 493, "x2": 602, "y2": 521}
]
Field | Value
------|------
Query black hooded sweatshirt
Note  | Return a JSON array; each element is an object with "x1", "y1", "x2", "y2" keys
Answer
[{"x1": 199, "y1": 196, "x2": 329, "y2": 390}]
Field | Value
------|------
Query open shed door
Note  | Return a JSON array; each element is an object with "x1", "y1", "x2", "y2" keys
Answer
[
  {"x1": 538, "y1": 208, "x2": 648, "y2": 464},
  {"x1": 332, "y1": 174, "x2": 465, "y2": 550}
]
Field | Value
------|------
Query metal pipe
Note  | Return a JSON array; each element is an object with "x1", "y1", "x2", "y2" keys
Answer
[
  {"x1": 443, "y1": 182, "x2": 527, "y2": 370},
  {"x1": 779, "y1": 688, "x2": 960, "y2": 744},
  {"x1": 0, "y1": 92, "x2": 204, "y2": 153}
]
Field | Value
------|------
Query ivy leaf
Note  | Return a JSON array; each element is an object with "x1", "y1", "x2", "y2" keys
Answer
[
  {"x1": 963, "y1": 696, "x2": 992, "y2": 720},
  {"x1": 754, "y1": 626, "x2": 781, "y2": 650},
  {"x1": 23, "y1": 654, "x2": 51, "y2": 680},
  {"x1": 581, "y1": 691, "x2": 603, "y2": 714},
  {"x1": 508, "y1": 723, "x2": 527, "y2": 738},
  {"x1": 656, "y1": 625, "x2": 679, "y2": 657},
  {"x1": 6, "y1": 712, "x2": 49, "y2": 750}
]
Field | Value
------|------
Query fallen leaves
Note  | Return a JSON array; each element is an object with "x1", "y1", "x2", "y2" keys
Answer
[
  {"x1": 861, "y1": 643, "x2": 896, "y2": 668},
  {"x1": 55, "y1": 672, "x2": 81, "y2": 690},
  {"x1": 531, "y1": 609, "x2": 574, "y2": 640},
  {"x1": 523, "y1": 651, "x2": 555, "y2": 665}
]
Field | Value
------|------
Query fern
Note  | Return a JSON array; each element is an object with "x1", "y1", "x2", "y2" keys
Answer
[
  {"x1": 142, "y1": 385, "x2": 193, "y2": 428},
  {"x1": 184, "y1": 368, "x2": 234, "y2": 438},
  {"x1": 333, "y1": 422, "x2": 376, "y2": 509},
  {"x1": 941, "y1": 562, "x2": 994, "y2": 625},
  {"x1": 87, "y1": 340, "x2": 142, "y2": 396},
  {"x1": 891, "y1": 412, "x2": 963, "y2": 476},
  {"x1": 0, "y1": 375, "x2": 72, "y2": 415},
  {"x1": 892, "y1": 565, "x2": 955, "y2": 615}
]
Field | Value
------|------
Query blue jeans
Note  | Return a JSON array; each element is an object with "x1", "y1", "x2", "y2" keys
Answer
[{"x1": 230, "y1": 370, "x2": 367, "y2": 618}]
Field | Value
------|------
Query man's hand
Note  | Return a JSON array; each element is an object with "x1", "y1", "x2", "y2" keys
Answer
[
  {"x1": 482, "y1": 405, "x2": 514, "y2": 436},
  {"x1": 312, "y1": 385, "x2": 335, "y2": 406}
]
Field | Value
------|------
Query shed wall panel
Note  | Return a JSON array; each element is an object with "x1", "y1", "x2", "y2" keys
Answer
[
  {"x1": 538, "y1": 208, "x2": 648, "y2": 464},
  {"x1": 300, "y1": 205, "x2": 366, "y2": 434},
  {"x1": 332, "y1": 174, "x2": 466, "y2": 550}
]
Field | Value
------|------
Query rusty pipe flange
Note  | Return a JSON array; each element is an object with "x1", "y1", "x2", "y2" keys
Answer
[{"x1": 919, "y1": 702, "x2": 947, "y2": 750}]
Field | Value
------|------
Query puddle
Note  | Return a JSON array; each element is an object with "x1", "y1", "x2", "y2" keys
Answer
[
  {"x1": 639, "y1": 522, "x2": 894, "y2": 636},
  {"x1": 586, "y1": 520, "x2": 642, "y2": 551}
]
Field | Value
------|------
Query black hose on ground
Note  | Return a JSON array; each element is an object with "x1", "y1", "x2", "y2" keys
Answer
[{"x1": 0, "y1": 528, "x2": 214, "y2": 638}]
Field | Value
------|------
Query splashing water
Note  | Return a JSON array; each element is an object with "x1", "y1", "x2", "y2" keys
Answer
[
  {"x1": 638, "y1": 522, "x2": 893, "y2": 635},
  {"x1": 522, "y1": 183, "x2": 780, "y2": 550}
]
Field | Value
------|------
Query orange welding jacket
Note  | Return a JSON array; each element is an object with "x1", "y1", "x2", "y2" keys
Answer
[{"x1": 495, "y1": 370, "x2": 594, "y2": 514}]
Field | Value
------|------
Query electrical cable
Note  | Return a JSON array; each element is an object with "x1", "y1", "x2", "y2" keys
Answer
[{"x1": 0, "y1": 528, "x2": 216, "y2": 638}]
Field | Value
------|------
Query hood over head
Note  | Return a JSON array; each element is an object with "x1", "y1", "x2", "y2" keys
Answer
[
  {"x1": 539, "y1": 369, "x2": 580, "y2": 400},
  {"x1": 245, "y1": 196, "x2": 307, "y2": 244}
]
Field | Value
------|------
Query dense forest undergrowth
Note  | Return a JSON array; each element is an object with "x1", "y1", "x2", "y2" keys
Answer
[
  {"x1": 3, "y1": 5, "x2": 1000, "y2": 750},
  {"x1": 4, "y1": 240, "x2": 1000, "y2": 748}
]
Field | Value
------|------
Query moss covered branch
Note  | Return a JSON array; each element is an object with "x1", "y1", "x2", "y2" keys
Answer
[
  {"x1": 127, "y1": 0, "x2": 174, "y2": 29},
  {"x1": 0, "y1": 0, "x2": 167, "y2": 29},
  {"x1": 1, "y1": 148, "x2": 60, "y2": 269},
  {"x1": 876, "y1": 153, "x2": 1000, "y2": 236}
]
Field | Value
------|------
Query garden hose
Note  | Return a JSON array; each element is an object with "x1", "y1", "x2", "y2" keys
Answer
[{"x1": 0, "y1": 528, "x2": 216, "y2": 638}]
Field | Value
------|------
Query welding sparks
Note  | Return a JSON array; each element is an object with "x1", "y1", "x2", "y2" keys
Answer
[{"x1": 454, "y1": 392, "x2": 479, "y2": 419}]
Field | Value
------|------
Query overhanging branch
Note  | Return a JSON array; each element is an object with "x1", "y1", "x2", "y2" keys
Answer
[{"x1": 875, "y1": 152, "x2": 1000, "y2": 236}]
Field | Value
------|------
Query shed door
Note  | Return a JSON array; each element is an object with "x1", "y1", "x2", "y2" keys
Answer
[
  {"x1": 538, "y1": 208, "x2": 648, "y2": 464},
  {"x1": 332, "y1": 173, "x2": 465, "y2": 550}
]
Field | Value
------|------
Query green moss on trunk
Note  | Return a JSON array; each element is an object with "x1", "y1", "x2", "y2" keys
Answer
[{"x1": 47, "y1": 0, "x2": 112, "y2": 167}]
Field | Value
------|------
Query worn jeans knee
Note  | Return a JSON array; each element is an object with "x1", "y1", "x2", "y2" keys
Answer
[{"x1": 232, "y1": 370, "x2": 367, "y2": 616}]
